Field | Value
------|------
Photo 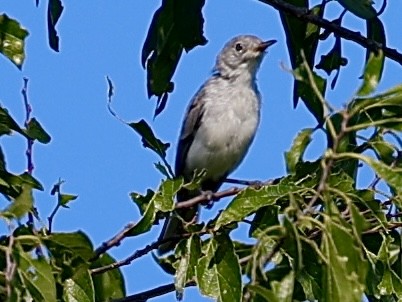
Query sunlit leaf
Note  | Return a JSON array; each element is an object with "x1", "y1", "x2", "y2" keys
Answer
[
  {"x1": 285, "y1": 128, "x2": 313, "y2": 174},
  {"x1": 0, "y1": 14, "x2": 29, "y2": 68},
  {"x1": 63, "y1": 267, "x2": 94, "y2": 302},
  {"x1": 175, "y1": 235, "x2": 201, "y2": 299},
  {"x1": 197, "y1": 233, "x2": 241, "y2": 302}
]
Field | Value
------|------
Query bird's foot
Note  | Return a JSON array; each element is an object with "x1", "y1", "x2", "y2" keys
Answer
[{"x1": 201, "y1": 190, "x2": 215, "y2": 209}]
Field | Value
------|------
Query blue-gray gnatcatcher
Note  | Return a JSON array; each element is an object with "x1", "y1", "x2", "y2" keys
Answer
[{"x1": 158, "y1": 35, "x2": 276, "y2": 254}]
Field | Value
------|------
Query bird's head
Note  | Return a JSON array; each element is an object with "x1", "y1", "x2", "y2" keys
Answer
[{"x1": 214, "y1": 35, "x2": 276, "y2": 81}]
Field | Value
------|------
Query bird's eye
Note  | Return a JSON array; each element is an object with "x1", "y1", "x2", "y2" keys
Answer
[{"x1": 235, "y1": 43, "x2": 243, "y2": 52}]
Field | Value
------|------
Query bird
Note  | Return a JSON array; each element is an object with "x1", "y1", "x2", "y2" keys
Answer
[{"x1": 158, "y1": 35, "x2": 276, "y2": 254}]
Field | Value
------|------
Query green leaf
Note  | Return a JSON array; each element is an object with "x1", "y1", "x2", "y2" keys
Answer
[
  {"x1": 368, "y1": 135, "x2": 396, "y2": 165},
  {"x1": 0, "y1": 14, "x2": 29, "y2": 68},
  {"x1": 340, "y1": 153, "x2": 402, "y2": 195},
  {"x1": 128, "y1": 119, "x2": 170, "y2": 160},
  {"x1": 270, "y1": 271, "x2": 295, "y2": 302},
  {"x1": 142, "y1": 0, "x2": 207, "y2": 114},
  {"x1": 197, "y1": 233, "x2": 241, "y2": 302},
  {"x1": 25, "y1": 118, "x2": 51, "y2": 144},
  {"x1": 153, "y1": 178, "x2": 182, "y2": 212},
  {"x1": 285, "y1": 128, "x2": 313, "y2": 174},
  {"x1": 278, "y1": 2, "x2": 324, "y2": 108},
  {"x1": 175, "y1": 235, "x2": 201, "y2": 298},
  {"x1": 3, "y1": 184, "x2": 33, "y2": 219},
  {"x1": 356, "y1": 17, "x2": 386, "y2": 96},
  {"x1": 127, "y1": 199, "x2": 156, "y2": 236},
  {"x1": 63, "y1": 267, "x2": 95, "y2": 302},
  {"x1": 128, "y1": 178, "x2": 182, "y2": 236},
  {"x1": 357, "y1": 49, "x2": 384, "y2": 96},
  {"x1": 0, "y1": 106, "x2": 25, "y2": 137},
  {"x1": 59, "y1": 194, "x2": 78, "y2": 207},
  {"x1": 17, "y1": 250, "x2": 57, "y2": 302},
  {"x1": 47, "y1": 0, "x2": 64, "y2": 51},
  {"x1": 43, "y1": 231, "x2": 95, "y2": 262},
  {"x1": 215, "y1": 179, "x2": 305, "y2": 229},
  {"x1": 91, "y1": 254, "x2": 125, "y2": 300},
  {"x1": 321, "y1": 209, "x2": 367, "y2": 302},
  {"x1": 19, "y1": 172, "x2": 44, "y2": 191},
  {"x1": 248, "y1": 284, "x2": 280, "y2": 302},
  {"x1": 130, "y1": 188, "x2": 155, "y2": 215},
  {"x1": 295, "y1": 66, "x2": 326, "y2": 124},
  {"x1": 349, "y1": 85, "x2": 402, "y2": 114},
  {"x1": 336, "y1": 0, "x2": 377, "y2": 19},
  {"x1": 249, "y1": 205, "x2": 280, "y2": 238}
]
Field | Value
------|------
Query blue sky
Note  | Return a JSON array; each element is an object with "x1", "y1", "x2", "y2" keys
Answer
[{"x1": 1, "y1": 1, "x2": 402, "y2": 301}]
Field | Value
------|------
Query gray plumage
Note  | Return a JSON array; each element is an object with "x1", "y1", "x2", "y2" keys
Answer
[{"x1": 158, "y1": 35, "x2": 276, "y2": 254}]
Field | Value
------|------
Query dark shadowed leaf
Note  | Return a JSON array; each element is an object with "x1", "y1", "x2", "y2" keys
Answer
[
  {"x1": 248, "y1": 284, "x2": 280, "y2": 302},
  {"x1": 129, "y1": 119, "x2": 170, "y2": 159},
  {"x1": 25, "y1": 118, "x2": 51, "y2": 144},
  {"x1": 47, "y1": 0, "x2": 64, "y2": 51},
  {"x1": 278, "y1": 1, "x2": 324, "y2": 108},
  {"x1": 295, "y1": 66, "x2": 326, "y2": 124},
  {"x1": 197, "y1": 233, "x2": 241, "y2": 302},
  {"x1": 0, "y1": 14, "x2": 29, "y2": 69},
  {"x1": 142, "y1": 0, "x2": 207, "y2": 114},
  {"x1": 337, "y1": 0, "x2": 377, "y2": 19},
  {"x1": 249, "y1": 205, "x2": 280, "y2": 238},
  {"x1": 316, "y1": 37, "x2": 348, "y2": 89}
]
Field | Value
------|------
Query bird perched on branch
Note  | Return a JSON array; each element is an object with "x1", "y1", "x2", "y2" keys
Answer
[{"x1": 158, "y1": 35, "x2": 276, "y2": 254}]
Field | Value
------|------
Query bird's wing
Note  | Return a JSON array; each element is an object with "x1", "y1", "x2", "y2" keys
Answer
[{"x1": 175, "y1": 86, "x2": 207, "y2": 177}]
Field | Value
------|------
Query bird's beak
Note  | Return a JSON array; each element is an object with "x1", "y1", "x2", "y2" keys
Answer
[{"x1": 255, "y1": 39, "x2": 277, "y2": 52}]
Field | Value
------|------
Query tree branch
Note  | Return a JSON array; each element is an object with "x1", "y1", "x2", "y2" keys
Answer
[
  {"x1": 259, "y1": 0, "x2": 402, "y2": 65},
  {"x1": 112, "y1": 281, "x2": 196, "y2": 302}
]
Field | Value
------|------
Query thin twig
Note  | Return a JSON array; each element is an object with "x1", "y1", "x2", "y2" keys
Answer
[
  {"x1": 21, "y1": 78, "x2": 34, "y2": 174},
  {"x1": 91, "y1": 222, "x2": 137, "y2": 261}
]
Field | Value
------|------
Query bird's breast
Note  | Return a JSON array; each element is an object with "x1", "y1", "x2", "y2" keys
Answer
[{"x1": 184, "y1": 85, "x2": 260, "y2": 181}]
